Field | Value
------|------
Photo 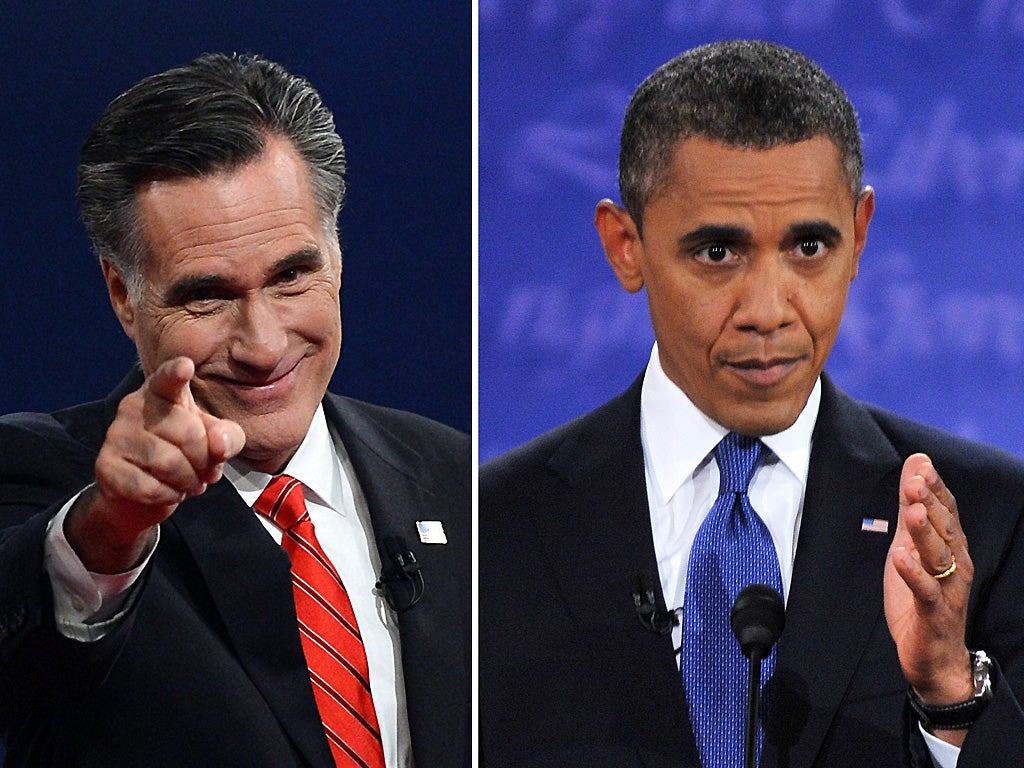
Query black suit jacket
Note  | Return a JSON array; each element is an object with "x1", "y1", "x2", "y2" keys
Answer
[
  {"x1": 0, "y1": 369, "x2": 470, "y2": 767},
  {"x1": 480, "y1": 373, "x2": 1024, "y2": 767}
]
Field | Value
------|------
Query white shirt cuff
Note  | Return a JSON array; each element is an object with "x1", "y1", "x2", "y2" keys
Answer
[
  {"x1": 43, "y1": 489, "x2": 159, "y2": 642},
  {"x1": 920, "y1": 722, "x2": 962, "y2": 768}
]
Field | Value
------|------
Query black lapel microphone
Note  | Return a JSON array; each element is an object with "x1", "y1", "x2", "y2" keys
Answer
[
  {"x1": 731, "y1": 584, "x2": 785, "y2": 768},
  {"x1": 376, "y1": 537, "x2": 425, "y2": 613},
  {"x1": 632, "y1": 573, "x2": 681, "y2": 635}
]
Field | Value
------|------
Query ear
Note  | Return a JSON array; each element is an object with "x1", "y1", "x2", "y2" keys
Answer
[
  {"x1": 101, "y1": 258, "x2": 137, "y2": 342},
  {"x1": 849, "y1": 186, "x2": 875, "y2": 281},
  {"x1": 594, "y1": 199, "x2": 645, "y2": 293}
]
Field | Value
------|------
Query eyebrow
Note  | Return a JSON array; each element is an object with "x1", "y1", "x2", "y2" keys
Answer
[
  {"x1": 678, "y1": 224, "x2": 750, "y2": 248},
  {"x1": 273, "y1": 247, "x2": 326, "y2": 273},
  {"x1": 164, "y1": 248, "x2": 326, "y2": 304},
  {"x1": 677, "y1": 221, "x2": 844, "y2": 248},
  {"x1": 165, "y1": 273, "x2": 234, "y2": 304},
  {"x1": 787, "y1": 220, "x2": 843, "y2": 244}
]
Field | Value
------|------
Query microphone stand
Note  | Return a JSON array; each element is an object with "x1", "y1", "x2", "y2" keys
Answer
[
  {"x1": 731, "y1": 583, "x2": 786, "y2": 768},
  {"x1": 744, "y1": 647, "x2": 765, "y2": 768}
]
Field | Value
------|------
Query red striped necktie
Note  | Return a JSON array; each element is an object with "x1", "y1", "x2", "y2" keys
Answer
[{"x1": 254, "y1": 474, "x2": 386, "y2": 768}]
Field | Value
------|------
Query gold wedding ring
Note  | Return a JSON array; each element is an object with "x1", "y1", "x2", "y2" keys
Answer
[{"x1": 933, "y1": 553, "x2": 957, "y2": 580}]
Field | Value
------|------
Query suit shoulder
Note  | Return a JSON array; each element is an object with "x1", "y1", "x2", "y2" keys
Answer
[
  {"x1": 480, "y1": 417, "x2": 578, "y2": 484},
  {"x1": 0, "y1": 405, "x2": 101, "y2": 522},
  {"x1": 864, "y1": 403, "x2": 1024, "y2": 484},
  {"x1": 325, "y1": 393, "x2": 468, "y2": 465},
  {"x1": 0, "y1": 408, "x2": 98, "y2": 475},
  {"x1": 481, "y1": 386, "x2": 639, "y2": 494}
]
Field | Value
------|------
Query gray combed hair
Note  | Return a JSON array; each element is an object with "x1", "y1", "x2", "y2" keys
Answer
[{"x1": 77, "y1": 52, "x2": 346, "y2": 295}]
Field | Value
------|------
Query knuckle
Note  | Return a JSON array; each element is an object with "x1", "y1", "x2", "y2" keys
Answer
[
  {"x1": 147, "y1": 449, "x2": 196, "y2": 488},
  {"x1": 156, "y1": 409, "x2": 207, "y2": 448},
  {"x1": 112, "y1": 398, "x2": 143, "y2": 431},
  {"x1": 125, "y1": 474, "x2": 173, "y2": 507},
  {"x1": 182, "y1": 415, "x2": 207, "y2": 445},
  {"x1": 145, "y1": 446, "x2": 179, "y2": 477}
]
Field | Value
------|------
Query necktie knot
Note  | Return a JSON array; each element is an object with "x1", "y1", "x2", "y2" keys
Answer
[
  {"x1": 714, "y1": 432, "x2": 764, "y2": 496},
  {"x1": 253, "y1": 474, "x2": 308, "y2": 530}
]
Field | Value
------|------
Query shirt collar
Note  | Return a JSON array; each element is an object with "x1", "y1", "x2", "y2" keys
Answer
[
  {"x1": 640, "y1": 343, "x2": 820, "y2": 505},
  {"x1": 223, "y1": 404, "x2": 341, "y2": 512}
]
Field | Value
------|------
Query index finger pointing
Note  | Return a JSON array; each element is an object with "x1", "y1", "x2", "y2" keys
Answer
[{"x1": 147, "y1": 357, "x2": 196, "y2": 406}]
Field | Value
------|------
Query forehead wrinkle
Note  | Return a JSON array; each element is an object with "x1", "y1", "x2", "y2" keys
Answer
[
  {"x1": 150, "y1": 211, "x2": 319, "y2": 268},
  {"x1": 660, "y1": 136, "x2": 851, "y2": 205}
]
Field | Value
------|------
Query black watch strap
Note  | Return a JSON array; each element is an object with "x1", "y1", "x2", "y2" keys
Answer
[{"x1": 908, "y1": 650, "x2": 995, "y2": 732}]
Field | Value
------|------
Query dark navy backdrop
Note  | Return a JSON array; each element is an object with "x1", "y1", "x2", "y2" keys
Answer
[
  {"x1": 0, "y1": 2, "x2": 471, "y2": 435},
  {"x1": 1, "y1": 6, "x2": 468, "y2": 756},
  {"x1": 480, "y1": 1, "x2": 1024, "y2": 461}
]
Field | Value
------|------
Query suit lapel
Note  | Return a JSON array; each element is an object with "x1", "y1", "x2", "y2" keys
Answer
[
  {"x1": 530, "y1": 376, "x2": 700, "y2": 763},
  {"x1": 323, "y1": 394, "x2": 469, "y2": 768},
  {"x1": 764, "y1": 376, "x2": 902, "y2": 768},
  {"x1": 169, "y1": 481, "x2": 334, "y2": 767}
]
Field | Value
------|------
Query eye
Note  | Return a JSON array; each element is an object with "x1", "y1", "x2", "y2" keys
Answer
[
  {"x1": 278, "y1": 263, "x2": 316, "y2": 284},
  {"x1": 182, "y1": 290, "x2": 228, "y2": 314},
  {"x1": 273, "y1": 263, "x2": 317, "y2": 295},
  {"x1": 174, "y1": 284, "x2": 232, "y2": 314},
  {"x1": 188, "y1": 287, "x2": 215, "y2": 303},
  {"x1": 797, "y1": 239, "x2": 826, "y2": 257},
  {"x1": 695, "y1": 244, "x2": 736, "y2": 265}
]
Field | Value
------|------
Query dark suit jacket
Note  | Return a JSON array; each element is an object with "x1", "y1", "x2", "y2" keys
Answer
[
  {"x1": 0, "y1": 368, "x2": 470, "y2": 767},
  {"x1": 480, "y1": 372, "x2": 1024, "y2": 767}
]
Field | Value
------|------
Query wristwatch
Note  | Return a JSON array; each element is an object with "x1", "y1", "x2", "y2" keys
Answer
[{"x1": 908, "y1": 650, "x2": 995, "y2": 731}]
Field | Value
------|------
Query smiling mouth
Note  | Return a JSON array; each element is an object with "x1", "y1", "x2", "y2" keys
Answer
[{"x1": 213, "y1": 357, "x2": 304, "y2": 398}]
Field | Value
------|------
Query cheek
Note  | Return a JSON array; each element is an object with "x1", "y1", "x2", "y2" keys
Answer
[
  {"x1": 299, "y1": 289, "x2": 342, "y2": 339},
  {"x1": 670, "y1": 292, "x2": 728, "y2": 347},
  {"x1": 651, "y1": 298, "x2": 721, "y2": 368},
  {"x1": 803, "y1": 289, "x2": 849, "y2": 350}
]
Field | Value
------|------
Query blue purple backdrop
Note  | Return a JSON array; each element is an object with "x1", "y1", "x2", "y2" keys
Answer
[{"x1": 480, "y1": 0, "x2": 1024, "y2": 461}]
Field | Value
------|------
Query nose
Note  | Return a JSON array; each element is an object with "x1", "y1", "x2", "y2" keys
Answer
[
  {"x1": 229, "y1": 294, "x2": 288, "y2": 371},
  {"x1": 731, "y1": 255, "x2": 797, "y2": 334}
]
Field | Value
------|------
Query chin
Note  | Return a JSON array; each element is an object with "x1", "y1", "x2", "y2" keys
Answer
[
  {"x1": 719, "y1": 403, "x2": 802, "y2": 438},
  {"x1": 238, "y1": 442, "x2": 297, "y2": 474}
]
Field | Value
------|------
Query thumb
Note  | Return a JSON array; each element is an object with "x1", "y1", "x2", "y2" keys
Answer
[{"x1": 200, "y1": 411, "x2": 246, "y2": 462}]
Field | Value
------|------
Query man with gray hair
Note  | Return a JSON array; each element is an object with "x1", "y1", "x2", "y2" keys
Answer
[
  {"x1": 0, "y1": 53, "x2": 469, "y2": 768},
  {"x1": 481, "y1": 40, "x2": 1024, "y2": 767}
]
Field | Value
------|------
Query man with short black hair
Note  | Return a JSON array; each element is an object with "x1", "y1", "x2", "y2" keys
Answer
[
  {"x1": 480, "y1": 40, "x2": 1024, "y2": 767},
  {"x1": 0, "y1": 53, "x2": 469, "y2": 768}
]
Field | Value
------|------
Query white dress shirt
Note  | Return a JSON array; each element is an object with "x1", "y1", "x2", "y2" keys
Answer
[
  {"x1": 44, "y1": 405, "x2": 412, "y2": 768},
  {"x1": 639, "y1": 344, "x2": 959, "y2": 768},
  {"x1": 640, "y1": 343, "x2": 817, "y2": 655}
]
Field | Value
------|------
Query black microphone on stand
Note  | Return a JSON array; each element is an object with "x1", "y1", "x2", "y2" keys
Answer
[{"x1": 731, "y1": 584, "x2": 785, "y2": 768}]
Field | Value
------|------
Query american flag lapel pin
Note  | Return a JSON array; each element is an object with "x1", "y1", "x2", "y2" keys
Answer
[
  {"x1": 416, "y1": 520, "x2": 448, "y2": 544},
  {"x1": 861, "y1": 518, "x2": 889, "y2": 534}
]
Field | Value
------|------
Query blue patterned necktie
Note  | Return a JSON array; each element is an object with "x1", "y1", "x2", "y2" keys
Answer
[{"x1": 682, "y1": 433, "x2": 783, "y2": 768}]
